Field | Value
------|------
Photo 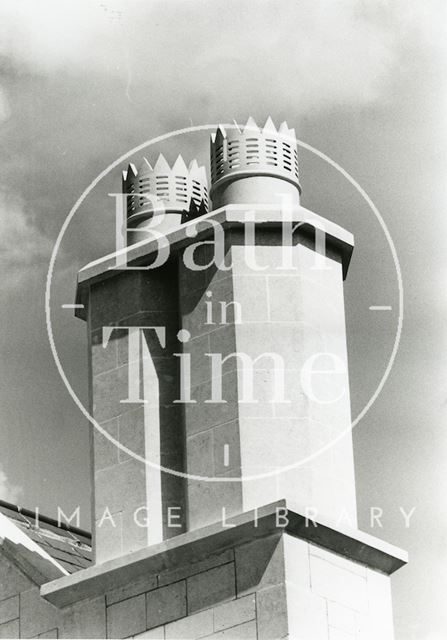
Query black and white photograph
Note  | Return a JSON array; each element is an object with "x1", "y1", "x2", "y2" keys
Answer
[{"x1": 0, "y1": 1, "x2": 445, "y2": 639}]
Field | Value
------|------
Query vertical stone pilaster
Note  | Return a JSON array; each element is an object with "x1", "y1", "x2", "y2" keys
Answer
[
  {"x1": 88, "y1": 263, "x2": 186, "y2": 563},
  {"x1": 179, "y1": 241, "x2": 243, "y2": 529}
]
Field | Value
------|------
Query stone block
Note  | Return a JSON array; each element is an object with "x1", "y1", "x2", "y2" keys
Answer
[
  {"x1": 232, "y1": 274, "x2": 269, "y2": 323},
  {"x1": 60, "y1": 595, "x2": 106, "y2": 639},
  {"x1": 90, "y1": 267, "x2": 179, "y2": 329},
  {"x1": 208, "y1": 326, "x2": 237, "y2": 374},
  {"x1": 285, "y1": 584, "x2": 328, "y2": 640},
  {"x1": 36, "y1": 629, "x2": 58, "y2": 639},
  {"x1": 0, "y1": 595, "x2": 19, "y2": 624},
  {"x1": 20, "y1": 588, "x2": 60, "y2": 639},
  {"x1": 118, "y1": 407, "x2": 146, "y2": 462},
  {"x1": 92, "y1": 364, "x2": 130, "y2": 423},
  {"x1": 180, "y1": 292, "x2": 208, "y2": 339},
  {"x1": 283, "y1": 534, "x2": 310, "y2": 589},
  {"x1": 95, "y1": 459, "x2": 146, "y2": 515},
  {"x1": 91, "y1": 328, "x2": 118, "y2": 374},
  {"x1": 235, "y1": 534, "x2": 284, "y2": 596},
  {"x1": 162, "y1": 461, "x2": 185, "y2": 504},
  {"x1": 121, "y1": 505, "x2": 151, "y2": 555},
  {"x1": 309, "y1": 554, "x2": 368, "y2": 613},
  {"x1": 187, "y1": 563, "x2": 235, "y2": 614},
  {"x1": 95, "y1": 510, "x2": 123, "y2": 563},
  {"x1": 297, "y1": 242, "x2": 342, "y2": 280},
  {"x1": 230, "y1": 244, "x2": 290, "y2": 277},
  {"x1": 140, "y1": 357, "x2": 180, "y2": 407},
  {"x1": 0, "y1": 555, "x2": 31, "y2": 601},
  {"x1": 107, "y1": 594, "x2": 146, "y2": 638},
  {"x1": 93, "y1": 418, "x2": 119, "y2": 471},
  {"x1": 0, "y1": 619, "x2": 19, "y2": 639},
  {"x1": 273, "y1": 377, "x2": 309, "y2": 419},
  {"x1": 187, "y1": 418, "x2": 242, "y2": 481},
  {"x1": 356, "y1": 569, "x2": 394, "y2": 640},
  {"x1": 181, "y1": 276, "x2": 234, "y2": 338},
  {"x1": 90, "y1": 273, "x2": 142, "y2": 331},
  {"x1": 239, "y1": 416, "x2": 313, "y2": 476},
  {"x1": 327, "y1": 601, "x2": 357, "y2": 635},
  {"x1": 134, "y1": 628, "x2": 165, "y2": 639},
  {"x1": 146, "y1": 581, "x2": 186, "y2": 629},
  {"x1": 159, "y1": 549, "x2": 234, "y2": 588},
  {"x1": 257, "y1": 584, "x2": 288, "y2": 640},
  {"x1": 276, "y1": 467, "x2": 313, "y2": 510},
  {"x1": 115, "y1": 317, "x2": 179, "y2": 367},
  {"x1": 328, "y1": 628, "x2": 356, "y2": 640},
  {"x1": 211, "y1": 288, "x2": 241, "y2": 327},
  {"x1": 179, "y1": 250, "x2": 208, "y2": 294},
  {"x1": 158, "y1": 405, "x2": 185, "y2": 455},
  {"x1": 165, "y1": 609, "x2": 213, "y2": 639},
  {"x1": 187, "y1": 478, "x2": 242, "y2": 530},
  {"x1": 255, "y1": 320, "x2": 325, "y2": 367},
  {"x1": 106, "y1": 573, "x2": 158, "y2": 605},
  {"x1": 184, "y1": 372, "x2": 239, "y2": 437},
  {"x1": 309, "y1": 469, "x2": 357, "y2": 527},
  {"x1": 59, "y1": 596, "x2": 107, "y2": 638},
  {"x1": 139, "y1": 265, "x2": 180, "y2": 313},
  {"x1": 187, "y1": 429, "x2": 214, "y2": 477},
  {"x1": 240, "y1": 466, "x2": 285, "y2": 513},
  {"x1": 237, "y1": 401, "x2": 275, "y2": 421},
  {"x1": 203, "y1": 620, "x2": 256, "y2": 639},
  {"x1": 213, "y1": 420, "x2": 241, "y2": 477},
  {"x1": 302, "y1": 294, "x2": 345, "y2": 346},
  {"x1": 213, "y1": 594, "x2": 256, "y2": 632},
  {"x1": 184, "y1": 333, "x2": 212, "y2": 388},
  {"x1": 267, "y1": 274, "x2": 303, "y2": 322},
  {"x1": 309, "y1": 545, "x2": 366, "y2": 577},
  {"x1": 236, "y1": 368, "x2": 278, "y2": 419}
]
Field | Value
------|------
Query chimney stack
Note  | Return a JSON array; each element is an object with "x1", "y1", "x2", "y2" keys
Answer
[
  {"x1": 77, "y1": 119, "x2": 356, "y2": 560},
  {"x1": 70, "y1": 117, "x2": 404, "y2": 639}
]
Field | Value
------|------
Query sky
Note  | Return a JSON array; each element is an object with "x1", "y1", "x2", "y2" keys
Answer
[{"x1": 0, "y1": 1, "x2": 445, "y2": 638}]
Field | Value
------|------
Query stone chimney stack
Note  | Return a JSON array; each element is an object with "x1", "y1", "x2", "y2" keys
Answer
[
  {"x1": 181, "y1": 117, "x2": 357, "y2": 530},
  {"x1": 77, "y1": 153, "x2": 208, "y2": 564},
  {"x1": 71, "y1": 119, "x2": 404, "y2": 638},
  {"x1": 76, "y1": 119, "x2": 358, "y2": 562}
]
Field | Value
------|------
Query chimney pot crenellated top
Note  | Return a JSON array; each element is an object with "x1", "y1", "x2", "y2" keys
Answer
[
  {"x1": 209, "y1": 117, "x2": 301, "y2": 207},
  {"x1": 121, "y1": 117, "x2": 301, "y2": 232},
  {"x1": 122, "y1": 153, "x2": 209, "y2": 227}
]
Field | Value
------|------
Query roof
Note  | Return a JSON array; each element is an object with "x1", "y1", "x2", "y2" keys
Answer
[{"x1": 0, "y1": 501, "x2": 92, "y2": 575}]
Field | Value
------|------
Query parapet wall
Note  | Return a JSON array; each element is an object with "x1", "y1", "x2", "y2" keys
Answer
[{"x1": 1, "y1": 505, "x2": 401, "y2": 639}]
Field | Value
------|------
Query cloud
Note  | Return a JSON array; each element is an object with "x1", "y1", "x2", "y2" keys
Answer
[
  {"x1": 0, "y1": 190, "x2": 54, "y2": 289},
  {"x1": 0, "y1": 0, "x2": 115, "y2": 73},
  {"x1": 0, "y1": 0, "x2": 443, "y2": 125},
  {"x1": 0, "y1": 466, "x2": 22, "y2": 503},
  {"x1": 0, "y1": 87, "x2": 10, "y2": 122}
]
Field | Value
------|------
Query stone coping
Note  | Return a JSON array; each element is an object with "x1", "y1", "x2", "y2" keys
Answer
[
  {"x1": 41, "y1": 500, "x2": 406, "y2": 608},
  {"x1": 1, "y1": 538, "x2": 66, "y2": 586},
  {"x1": 0, "y1": 510, "x2": 68, "y2": 585},
  {"x1": 74, "y1": 205, "x2": 354, "y2": 320}
]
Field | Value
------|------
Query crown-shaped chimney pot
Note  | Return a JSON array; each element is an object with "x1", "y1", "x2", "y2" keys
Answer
[
  {"x1": 209, "y1": 116, "x2": 301, "y2": 209},
  {"x1": 122, "y1": 152, "x2": 209, "y2": 245}
]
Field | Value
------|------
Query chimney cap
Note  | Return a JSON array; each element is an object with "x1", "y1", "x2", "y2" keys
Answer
[
  {"x1": 122, "y1": 153, "x2": 209, "y2": 225},
  {"x1": 209, "y1": 116, "x2": 301, "y2": 201}
]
